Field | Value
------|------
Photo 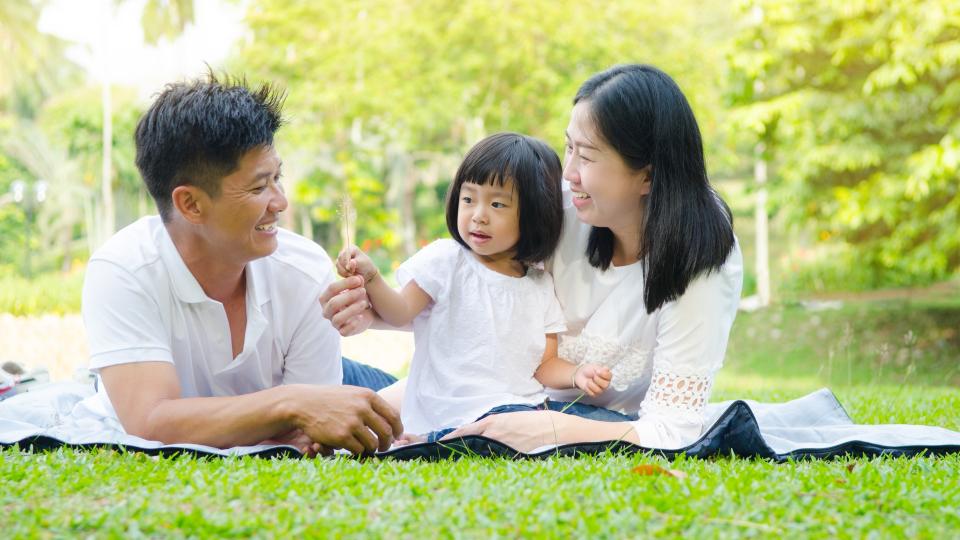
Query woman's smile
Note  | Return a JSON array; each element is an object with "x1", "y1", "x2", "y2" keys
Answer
[{"x1": 571, "y1": 190, "x2": 592, "y2": 209}]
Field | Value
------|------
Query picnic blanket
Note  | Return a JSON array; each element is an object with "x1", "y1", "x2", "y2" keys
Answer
[{"x1": 2, "y1": 383, "x2": 959, "y2": 461}]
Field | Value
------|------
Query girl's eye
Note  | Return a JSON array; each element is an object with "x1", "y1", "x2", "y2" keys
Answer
[
  {"x1": 579, "y1": 154, "x2": 592, "y2": 163},
  {"x1": 461, "y1": 196, "x2": 473, "y2": 204},
  {"x1": 492, "y1": 202, "x2": 506, "y2": 209}
]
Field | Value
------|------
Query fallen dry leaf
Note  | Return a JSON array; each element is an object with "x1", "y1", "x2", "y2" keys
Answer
[{"x1": 631, "y1": 464, "x2": 688, "y2": 479}]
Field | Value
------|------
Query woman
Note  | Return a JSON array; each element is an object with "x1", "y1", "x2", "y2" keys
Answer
[{"x1": 322, "y1": 64, "x2": 742, "y2": 452}]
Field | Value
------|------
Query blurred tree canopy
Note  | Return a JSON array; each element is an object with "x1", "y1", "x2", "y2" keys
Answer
[
  {"x1": 1, "y1": 0, "x2": 957, "y2": 294},
  {"x1": 235, "y1": 0, "x2": 735, "y2": 265},
  {"x1": 728, "y1": 0, "x2": 960, "y2": 287}
]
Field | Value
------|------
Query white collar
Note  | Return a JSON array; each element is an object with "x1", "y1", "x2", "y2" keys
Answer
[{"x1": 158, "y1": 225, "x2": 270, "y2": 308}]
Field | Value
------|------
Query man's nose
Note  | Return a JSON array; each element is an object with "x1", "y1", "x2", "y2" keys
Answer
[{"x1": 269, "y1": 182, "x2": 288, "y2": 213}]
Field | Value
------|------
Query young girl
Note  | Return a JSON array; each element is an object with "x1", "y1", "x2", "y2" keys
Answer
[{"x1": 337, "y1": 132, "x2": 612, "y2": 442}]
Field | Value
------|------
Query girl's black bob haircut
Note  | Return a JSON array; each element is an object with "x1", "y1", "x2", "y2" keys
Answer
[
  {"x1": 445, "y1": 132, "x2": 563, "y2": 265},
  {"x1": 575, "y1": 64, "x2": 735, "y2": 313}
]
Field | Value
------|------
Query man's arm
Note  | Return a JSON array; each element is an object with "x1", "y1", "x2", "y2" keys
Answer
[{"x1": 100, "y1": 361, "x2": 402, "y2": 453}]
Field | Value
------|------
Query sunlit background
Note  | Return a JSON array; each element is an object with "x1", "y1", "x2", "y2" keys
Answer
[{"x1": 1, "y1": 0, "x2": 957, "y2": 390}]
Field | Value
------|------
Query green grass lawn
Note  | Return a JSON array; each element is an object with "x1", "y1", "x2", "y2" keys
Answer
[{"x1": 3, "y1": 296, "x2": 959, "y2": 538}]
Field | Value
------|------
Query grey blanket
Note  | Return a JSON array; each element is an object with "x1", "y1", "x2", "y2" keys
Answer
[{"x1": 2, "y1": 383, "x2": 958, "y2": 460}]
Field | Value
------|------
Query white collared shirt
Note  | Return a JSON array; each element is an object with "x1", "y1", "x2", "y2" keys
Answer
[{"x1": 77, "y1": 216, "x2": 341, "y2": 420}]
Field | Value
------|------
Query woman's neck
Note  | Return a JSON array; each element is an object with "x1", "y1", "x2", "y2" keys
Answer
[{"x1": 609, "y1": 224, "x2": 643, "y2": 267}]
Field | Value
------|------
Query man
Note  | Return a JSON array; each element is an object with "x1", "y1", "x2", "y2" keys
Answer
[{"x1": 77, "y1": 73, "x2": 401, "y2": 455}]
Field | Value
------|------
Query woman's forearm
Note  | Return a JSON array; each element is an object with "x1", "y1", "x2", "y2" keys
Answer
[{"x1": 555, "y1": 413, "x2": 641, "y2": 446}]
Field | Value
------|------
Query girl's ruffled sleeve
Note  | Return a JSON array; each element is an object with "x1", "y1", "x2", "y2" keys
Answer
[{"x1": 395, "y1": 239, "x2": 459, "y2": 302}]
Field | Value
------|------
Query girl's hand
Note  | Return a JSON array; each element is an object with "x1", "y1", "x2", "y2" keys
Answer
[
  {"x1": 393, "y1": 432, "x2": 426, "y2": 447},
  {"x1": 260, "y1": 428, "x2": 330, "y2": 458},
  {"x1": 574, "y1": 364, "x2": 612, "y2": 397},
  {"x1": 336, "y1": 245, "x2": 379, "y2": 284}
]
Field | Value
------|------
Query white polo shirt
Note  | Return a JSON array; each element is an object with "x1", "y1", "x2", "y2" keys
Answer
[{"x1": 76, "y1": 216, "x2": 341, "y2": 420}]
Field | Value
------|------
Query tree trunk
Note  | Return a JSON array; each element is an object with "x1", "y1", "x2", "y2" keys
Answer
[{"x1": 754, "y1": 142, "x2": 770, "y2": 307}]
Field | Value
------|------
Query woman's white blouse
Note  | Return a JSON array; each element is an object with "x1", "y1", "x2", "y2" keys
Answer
[{"x1": 546, "y1": 194, "x2": 743, "y2": 449}]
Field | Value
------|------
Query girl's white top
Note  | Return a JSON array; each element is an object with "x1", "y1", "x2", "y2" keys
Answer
[
  {"x1": 547, "y1": 189, "x2": 744, "y2": 449},
  {"x1": 399, "y1": 239, "x2": 567, "y2": 434}
]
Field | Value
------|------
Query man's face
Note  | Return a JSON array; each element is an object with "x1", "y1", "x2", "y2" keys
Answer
[{"x1": 203, "y1": 145, "x2": 288, "y2": 265}]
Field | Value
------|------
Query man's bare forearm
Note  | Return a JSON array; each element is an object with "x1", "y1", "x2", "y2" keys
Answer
[{"x1": 138, "y1": 385, "x2": 301, "y2": 448}]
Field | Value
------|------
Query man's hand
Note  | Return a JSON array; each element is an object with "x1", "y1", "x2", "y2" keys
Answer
[
  {"x1": 319, "y1": 275, "x2": 375, "y2": 337},
  {"x1": 574, "y1": 364, "x2": 612, "y2": 397},
  {"x1": 287, "y1": 384, "x2": 403, "y2": 454}
]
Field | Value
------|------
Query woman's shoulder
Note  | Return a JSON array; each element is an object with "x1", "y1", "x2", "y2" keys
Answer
[{"x1": 669, "y1": 236, "x2": 743, "y2": 312}]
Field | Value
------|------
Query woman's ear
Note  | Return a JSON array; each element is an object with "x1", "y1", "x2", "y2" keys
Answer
[
  {"x1": 171, "y1": 185, "x2": 208, "y2": 224},
  {"x1": 637, "y1": 165, "x2": 653, "y2": 197}
]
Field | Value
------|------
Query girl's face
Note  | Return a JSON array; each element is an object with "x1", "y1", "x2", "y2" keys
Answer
[
  {"x1": 456, "y1": 178, "x2": 522, "y2": 273},
  {"x1": 563, "y1": 101, "x2": 650, "y2": 237}
]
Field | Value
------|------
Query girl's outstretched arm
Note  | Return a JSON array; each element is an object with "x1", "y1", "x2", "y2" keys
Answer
[
  {"x1": 337, "y1": 245, "x2": 432, "y2": 328},
  {"x1": 535, "y1": 334, "x2": 612, "y2": 397}
]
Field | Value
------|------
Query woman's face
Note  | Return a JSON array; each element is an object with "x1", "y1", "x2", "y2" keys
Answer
[{"x1": 563, "y1": 101, "x2": 650, "y2": 236}]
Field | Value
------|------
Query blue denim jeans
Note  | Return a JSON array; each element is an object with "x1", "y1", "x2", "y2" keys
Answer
[
  {"x1": 340, "y1": 357, "x2": 398, "y2": 392},
  {"x1": 425, "y1": 399, "x2": 637, "y2": 443}
]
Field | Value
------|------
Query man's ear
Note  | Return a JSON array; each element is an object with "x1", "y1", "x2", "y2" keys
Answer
[
  {"x1": 171, "y1": 185, "x2": 209, "y2": 224},
  {"x1": 637, "y1": 165, "x2": 653, "y2": 197}
]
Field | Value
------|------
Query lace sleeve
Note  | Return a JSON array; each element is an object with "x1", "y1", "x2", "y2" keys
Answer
[
  {"x1": 642, "y1": 365, "x2": 714, "y2": 417},
  {"x1": 628, "y1": 362, "x2": 717, "y2": 450}
]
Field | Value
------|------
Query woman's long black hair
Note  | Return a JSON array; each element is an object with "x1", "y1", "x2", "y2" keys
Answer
[{"x1": 575, "y1": 64, "x2": 735, "y2": 313}]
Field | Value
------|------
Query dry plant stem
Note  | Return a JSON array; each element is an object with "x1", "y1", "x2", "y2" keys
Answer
[{"x1": 340, "y1": 194, "x2": 355, "y2": 260}]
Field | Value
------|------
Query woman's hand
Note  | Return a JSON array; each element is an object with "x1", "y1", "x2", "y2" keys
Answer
[
  {"x1": 319, "y1": 275, "x2": 375, "y2": 337},
  {"x1": 440, "y1": 411, "x2": 572, "y2": 452}
]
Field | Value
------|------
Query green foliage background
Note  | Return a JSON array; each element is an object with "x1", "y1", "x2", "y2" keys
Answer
[
  {"x1": 728, "y1": 0, "x2": 960, "y2": 290},
  {"x1": 1, "y1": 0, "x2": 958, "y2": 307}
]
